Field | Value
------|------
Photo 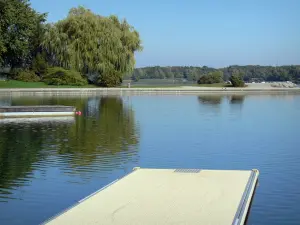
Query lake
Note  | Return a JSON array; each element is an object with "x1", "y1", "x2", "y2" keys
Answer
[{"x1": 0, "y1": 93, "x2": 300, "y2": 225}]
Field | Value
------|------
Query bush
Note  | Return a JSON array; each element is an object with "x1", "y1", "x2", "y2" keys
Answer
[
  {"x1": 230, "y1": 73, "x2": 245, "y2": 87},
  {"x1": 15, "y1": 70, "x2": 41, "y2": 82},
  {"x1": 10, "y1": 68, "x2": 23, "y2": 79},
  {"x1": 32, "y1": 53, "x2": 48, "y2": 76},
  {"x1": 197, "y1": 74, "x2": 214, "y2": 84},
  {"x1": 43, "y1": 67, "x2": 88, "y2": 86},
  {"x1": 197, "y1": 71, "x2": 223, "y2": 84},
  {"x1": 96, "y1": 71, "x2": 123, "y2": 87}
]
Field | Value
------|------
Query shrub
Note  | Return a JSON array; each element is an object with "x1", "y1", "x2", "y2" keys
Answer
[
  {"x1": 197, "y1": 74, "x2": 214, "y2": 84},
  {"x1": 15, "y1": 70, "x2": 41, "y2": 82},
  {"x1": 197, "y1": 71, "x2": 223, "y2": 84},
  {"x1": 32, "y1": 53, "x2": 48, "y2": 76},
  {"x1": 43, "y1": 67, "x2": 88, "y2": 86},
  {"x1": 230, "y1": 73, "x2": 245, "y2": 87},
  {"x1": 96, "y1": 71, "x2": 123, "y2": 87},
  {"x1": 10, "y1": 68, "x2": 23, "y2": 79}
]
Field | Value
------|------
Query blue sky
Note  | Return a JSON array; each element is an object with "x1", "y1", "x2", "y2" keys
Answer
[{"x1": 30, "y1": 0, "x2": 300, "y2": 68}]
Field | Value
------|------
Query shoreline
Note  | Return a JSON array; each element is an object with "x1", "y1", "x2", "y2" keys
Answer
[{"x1": 0, "y1": 87, "x2": 300, "y2": 96}]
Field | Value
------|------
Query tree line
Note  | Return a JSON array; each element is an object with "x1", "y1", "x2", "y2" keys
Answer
[
  {"x1": 0, "y1": 0, "x2": 142, "y2": 87},
  {"x1": 128, "y1": 65, "x2": 300, "y2": 84}
]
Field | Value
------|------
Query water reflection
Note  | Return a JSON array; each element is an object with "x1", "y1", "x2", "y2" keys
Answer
[
  {"x1": 1, "y1": 94, "x2": 300, "y2": 225},
  {"x1": 58, "y1": 97, "x2": 140, "y2": 173},
  {"x1": 197, "y1": 95, "x2": 223, "y2": 116},
  {"x1": 197, "y1": 94, "x2": 246, "y2": 115},
  {"x1": 0, "y1": 96, "x2": 139, "y2": 202},
  {"x1": 229, "y1": 95, "x2": 245, "y2": 105},
  {"x1": 197, "y1": 95, "x2": 223, "y2": 105},
  {"x1": 0, "y1": 121, "x2": 72, "y2": 201},
  {"x1": 228, "y1": 95, "x2": 245, "y2": 112},
  {"x1": 85, "y1": 98, "x2": 100, "y2": 118}
]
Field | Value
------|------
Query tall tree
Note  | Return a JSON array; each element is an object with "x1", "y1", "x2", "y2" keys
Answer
[
  {"x1": 0, "y1": 0, "x2": 46, "y2": 68},
  {"x1": 42, "y1": 7, "x2": 142, "y2": 87}
]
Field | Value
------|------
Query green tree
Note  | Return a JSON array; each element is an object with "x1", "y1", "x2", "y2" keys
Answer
[
  {"x1": 42, "y1": 7, "x2": 142, "y2": 87},
  {"x1": 198, "y1": 74, "x2": 214, "y2": 84},
  {"x1": 230, "y1": 72, "x2": 245, "y2": 87},
  {"x1": 186, "y1": 68, "x2": 199, "y2": 81},
  {"x1": 0, "y1": 0, "x2": 47, "y2": 68},
  {"x1": 132, "y1": 68, "x2": 145, "y2": 81},
  {"x1": 197, "y1": 70, "x2": 223, "y2": 84},
  {"x1": 211, "y1": 70, "x2": 224, "y2": 83},
  {"x1": 31, "y1": 52, "x2": 48, "y2": 76}
]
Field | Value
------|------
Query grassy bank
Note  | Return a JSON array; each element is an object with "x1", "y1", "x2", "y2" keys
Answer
[{"x1": 0, "y1": 80, "x2": 97, "y2": 88}]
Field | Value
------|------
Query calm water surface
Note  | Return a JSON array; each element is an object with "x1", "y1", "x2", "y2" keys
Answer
[{"x1": 0, "y1": 94, "x2": 300, "y2": 225}]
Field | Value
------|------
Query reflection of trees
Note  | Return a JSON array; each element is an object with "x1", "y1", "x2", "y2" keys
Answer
[
  {"x1": 230, "y1": 95, "x2": 245, "y2": 105},
  {"x1": 57, "y1": 96, "x2": 140, "y2": 170},
  {"x1": 11, "y1": 96, "x2": 87, "y2": 111},
  {"x1": 0, "y1": 125, "x2": 42, "y2": 197},
  {"x1": 9, "y1": 96, "x2": 140, "y2": 167},
  {"x1": 0, "y1": 122, "x2": 72, "y2": 200},
  {"x1": 198, "y1": 95, "x2": 223, "y2": 105},
  {"x1": 228, "y1": 95, "x2": 246, "y2": 113},
  {"x1": 85, "y1": 98, "x2": 100, "y2": 118},
  {"x1": 0, "y1": 96, "x2": 139, "y2": 200}
]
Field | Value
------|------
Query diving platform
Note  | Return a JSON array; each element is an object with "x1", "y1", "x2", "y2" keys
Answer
[
  {"x1": 44, "y1": 168, "x2": 259, "y2": 225},
  {"x1": 0, "y1": 105, "x2": 75, "y2": 118}
]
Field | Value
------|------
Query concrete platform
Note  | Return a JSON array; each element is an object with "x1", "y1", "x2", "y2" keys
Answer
[
  {"x1": 0, "y1": 116, "x2": 75, "y2": 124},
  {"x1": 0, "y1": 105, "x2": 75, "y2": 118},
  {"x1": 44, "y1": 168, "x2": 259, "y2": 225}
]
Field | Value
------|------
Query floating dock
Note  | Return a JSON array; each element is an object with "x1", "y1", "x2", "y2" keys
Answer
[
  {"x1": 0, "y1": 116, "x2": 75, "y2": 124},
  {"x1": 0, "y1": 105, "x2": 75, "y2": 118},
  {"x1": 44, "y1": 168, "x2": 259, "y2": 225}
]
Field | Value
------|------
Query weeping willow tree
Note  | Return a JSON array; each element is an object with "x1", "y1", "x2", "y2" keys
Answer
[{"x1": 42, "y1": 6, "x2": 142, "y2": 87}]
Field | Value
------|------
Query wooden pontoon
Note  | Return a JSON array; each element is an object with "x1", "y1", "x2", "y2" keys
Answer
[
  {"x1": 0, "y1": 105, "x2": 75, "y2": 118},
  {"x1": 44, "y1": 168, "x2": 259, "y2": 225}
]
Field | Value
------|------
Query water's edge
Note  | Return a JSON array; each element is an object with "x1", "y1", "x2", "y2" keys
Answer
[{"x1": 0, "y1": 87, "x2": 300, "y2": 96}]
